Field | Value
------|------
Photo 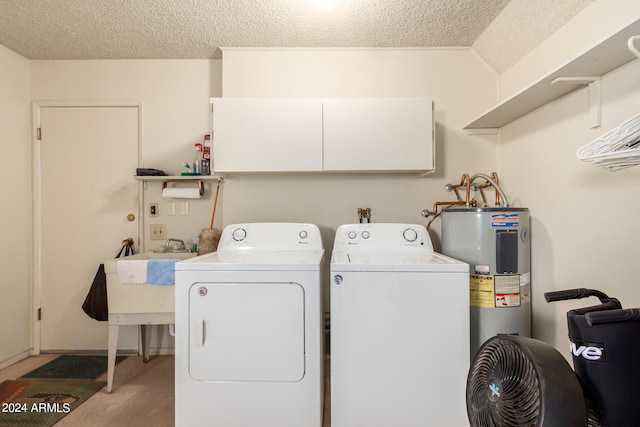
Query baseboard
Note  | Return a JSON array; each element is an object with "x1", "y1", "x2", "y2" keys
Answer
[
  {"x1": 0, "y1": 349, "x2": 32, "y2": 370},
  {"x1": 147, "y1": 347, "x2": 175, "y2": 356}
]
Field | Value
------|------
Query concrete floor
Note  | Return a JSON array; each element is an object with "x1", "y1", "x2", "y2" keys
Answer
[{"x1": 0, "y1": 354, "x2": 331, "y2": 426}]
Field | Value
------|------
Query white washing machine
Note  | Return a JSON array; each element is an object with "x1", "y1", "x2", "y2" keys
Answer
[
  {"x1": 175, "y1": 223, "x2": 324, "y2": 427},
  {"x1": 331, "y1": 223, "x2": 469, "y2": 427}
]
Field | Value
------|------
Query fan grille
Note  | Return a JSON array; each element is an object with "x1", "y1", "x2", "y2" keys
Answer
[{"x1": 467, "y1": 338, "x2": 542, "y2": 427}]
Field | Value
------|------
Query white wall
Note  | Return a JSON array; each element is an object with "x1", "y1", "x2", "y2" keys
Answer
[
  {"x1": 26, "y1": 35, "x2": 633, "y2": 362},
  {"x1": 30, "y1": 60, "x2": 223, "y2": 252},
  {"x1": 220, "y1": 48, "x2": 499, "y2": 237},
  {"x1": 0, "y1": 45, "x2": 32, "y2": 367},
  {"x1": 26, "y1": 51, "x2": 496, "y2": 347},
  {"x1": 497, "y1": 33, "x2": 640, "y2": 357},
  {"x1": 220, "y1": 48, "x2": 500, "y2": 306},
  {"x1": 28, "y1": 60, "x2": 221, "y2": 354}
]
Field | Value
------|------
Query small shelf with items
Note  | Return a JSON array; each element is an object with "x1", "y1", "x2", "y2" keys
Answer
[
  {"x1": 134, "y1": 175, "x2": 221, "y2": 198},
  {"x1": 134, "y1": 175, "x2": 221, "y2": 182}
]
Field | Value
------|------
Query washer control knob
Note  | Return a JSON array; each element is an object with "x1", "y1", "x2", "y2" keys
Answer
[
  {"x1": 232, "y1": 228, "x2": 247, "y2": 242},
  {"x1": 348, "y1": 231, "x2": 357, "y2": 239},
  {"x1": 403, "y1": 228, "x2": 418, "y2": 242},
  {"x1": 362, "y1": 231, "x2": 370, "y2": 239},
  {"x1": 299, "y1": 230, "x2": 308, "y2": 239}
]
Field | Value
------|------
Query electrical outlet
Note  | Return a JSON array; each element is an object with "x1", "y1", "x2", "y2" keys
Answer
[
  {"x1": 150, "y1": 224, "x2": 166, "y2": 240},
  {"x1": 149, "y1": 203, "x2": 158, "y2": 217}
]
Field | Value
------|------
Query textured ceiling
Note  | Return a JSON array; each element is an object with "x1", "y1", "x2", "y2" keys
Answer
[
  {"x1": 473, "y1": 0, "x2": 595, "y2": 72},
  {"x1": 0, "y1": 0, "x2": 593, "y2": 72}
]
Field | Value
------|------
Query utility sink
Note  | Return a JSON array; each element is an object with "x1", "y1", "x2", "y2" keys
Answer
[
  {"x1": 105, "y1": 251, "x2": 199, "y2": 393},
  {"x1": 104, "y1": 252, "x2": 196, "y2": 314},
  {"x1": 152, "y1": 248, "x2": 191, "y2": 254}
]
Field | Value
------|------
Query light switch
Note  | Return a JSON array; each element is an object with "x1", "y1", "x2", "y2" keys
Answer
[{"x1": 180, "y1": 202, "x2": 189, "y2": 216}]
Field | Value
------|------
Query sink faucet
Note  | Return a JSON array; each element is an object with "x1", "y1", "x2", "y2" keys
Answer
[{"x1": 166, "y1": 238, "x2": 185, "y2": 251}]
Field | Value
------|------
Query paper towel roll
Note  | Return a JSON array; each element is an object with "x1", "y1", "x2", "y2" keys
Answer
[{"x1": 162, "y1": 187, "x2": 201, "y2": 199}]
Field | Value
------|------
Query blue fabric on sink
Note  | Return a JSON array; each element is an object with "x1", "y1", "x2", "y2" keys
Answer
[{"x1": 146, "y1": 259, "x2": 180, "y2": 285}]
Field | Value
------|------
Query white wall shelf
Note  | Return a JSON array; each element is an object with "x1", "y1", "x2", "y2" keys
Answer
[
  {"x1": 464, "y1": 18, "x2": 640, "y2": 131},
  {"x1": 134, "y1": 175, "x2": 220, "y2": 181},
  {"x1": 135, "y1": 176, "x2": 221, "y2": 197}
]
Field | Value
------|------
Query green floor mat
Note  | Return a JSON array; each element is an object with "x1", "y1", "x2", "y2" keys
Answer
[{"x1": 19, "y1": 355, "x2": 126, "y2": 381}]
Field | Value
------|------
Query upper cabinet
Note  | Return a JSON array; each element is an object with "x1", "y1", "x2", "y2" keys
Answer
[
  {"x1": 211, "y1": 97, "x2": 434, "y2": 174},
  {"x1": 212, "y1": 98, "x2": 323, "y2": 172},
  {"x1": 323, "y1": 98, "x2": 434, "y2": 172}
]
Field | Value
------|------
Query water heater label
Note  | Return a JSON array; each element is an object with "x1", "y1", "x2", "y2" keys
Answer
[
  {"x1": 494, "y1": 275, "x2": 521, "y2": 308},
  {"x1": 469, "y1": 275, "x2": 495, "y2": 308},
  {"x1": 491, "y1": 213, "x2": 519, "y2": 227},
  {"x1": 470, "y1": 274, "x2": 523, "y2": 308}
]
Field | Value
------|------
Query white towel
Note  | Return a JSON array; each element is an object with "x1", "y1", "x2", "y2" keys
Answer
[{"x1": 117, "y1": 260, "x2": 148, "y2": 284}]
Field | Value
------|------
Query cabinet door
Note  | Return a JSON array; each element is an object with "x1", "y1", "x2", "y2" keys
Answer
[
  {"x1": 323, "y1": 98, "x2": 434, "y2": 172},
  {"x1": 189, "y1": 282, "x2": 305, "y2": 382},
  {"x1": 212, "y1": 98, "x2": 323, "y2": 172}
]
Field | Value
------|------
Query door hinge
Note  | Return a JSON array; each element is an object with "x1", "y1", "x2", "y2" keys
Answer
[
  {"x1": 37, "y1": 308, "x2": 42, "y2": 321},
  {"x1": 37, "y1": 128, "x2": 42, "y2": 140}
]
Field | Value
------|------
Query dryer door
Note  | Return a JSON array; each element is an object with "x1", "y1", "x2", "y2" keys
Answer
[{"x1": 188, "y1": 282, "x2": 305, "y2": 382}]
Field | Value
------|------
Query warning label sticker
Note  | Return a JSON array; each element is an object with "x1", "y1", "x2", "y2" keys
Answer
[
  {"x1": 470, "y1": 275, "x2": 495, "y2": 308},
  {"x1": 494, "y1": 275, "x2": 521, "y2": 308}
]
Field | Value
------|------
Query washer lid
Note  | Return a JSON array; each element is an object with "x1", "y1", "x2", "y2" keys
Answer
[
  {"x1": 175, "y1": 250, "x2": 324, "y2": 271},
  {"x1": 331, "y1": 251, "x2": 468, "y2": 272}
]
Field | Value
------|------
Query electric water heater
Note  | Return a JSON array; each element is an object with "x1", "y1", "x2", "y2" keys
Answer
[{"x1": 441, "y1": 207, "x2": 531, "y2": 360}]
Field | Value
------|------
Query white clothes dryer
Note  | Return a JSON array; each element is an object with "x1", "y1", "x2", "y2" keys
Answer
[
  {"x1": 331, "y1": 223, "x2": 469, "y2": 427},
  {"x1": 175, "y1": 223, "x2": 324, "y2": 427}
]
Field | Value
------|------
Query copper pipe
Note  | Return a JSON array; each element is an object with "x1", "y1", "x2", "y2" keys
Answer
[
  {"x1": 477, "y1": 187, "x2": 488, "y2": 205},
  {"x1": 421, "y1": 200, "x2": 466, "y2": 219},
  {"x1": 445, "y1": 173, "x2": 472, "y2": 206},
  {"x1": 424, "y1": 199, "x2": 479, "y2": 230},
  {"x1": 461, "y1": 173, "x2": 471, "y2": 205},
  {"x1": 433, "y1": 200, "x2": 466, "y2": 213},
  {"x1": 424, "y1": 201, "x2": 462, "y2": 219},
  {"x1": 491, "y1": 172, "x2": 501, "y2": 206},
  {"x1": 469, "y1": 172, "x2": 509, "y2": 207},
  {"x1": 425, "y1": 200, "x2": 468, "y2": 230},
  {"x1": 423, "y1": 171, "x2": 508, "y2": 230},
  {"x1": 473, "y1": 172, "x2": 501, "y2": 206}
]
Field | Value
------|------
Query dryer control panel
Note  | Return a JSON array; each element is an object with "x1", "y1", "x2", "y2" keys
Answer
[
  {"x1": 334, "y1": 223, "x2": 434, "y2": 252},
  {"x1": 218, "y1": 222, "x2": 323, "y2": 252}
]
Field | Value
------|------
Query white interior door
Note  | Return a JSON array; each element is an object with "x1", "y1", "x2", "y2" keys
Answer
[{"x1": 39, "y1": 105, "x2": 139, "y2": 351}]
